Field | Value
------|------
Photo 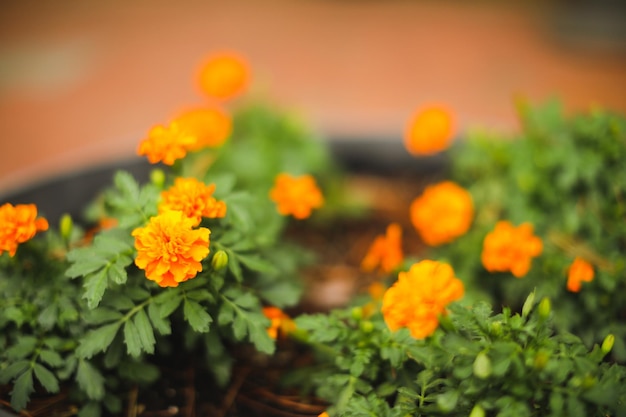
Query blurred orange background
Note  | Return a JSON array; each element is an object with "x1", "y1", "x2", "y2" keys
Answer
[{"x1": 1, "y1": 0, "x2": 625, "y2": 195}]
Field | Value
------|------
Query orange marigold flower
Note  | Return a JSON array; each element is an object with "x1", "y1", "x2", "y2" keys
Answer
[
  {"x1": 567, "y1": 257, "x2": 594, "y2": 292},
  {"x1": 404, "y1": 105, "x2": 455, "y2": 155},
  {"x1": 159, "y1": 177, "x2": 227, "y2": 226},
  {"x1": 410, "y1": 181, "x2": 473, "y2": 246},
  {"x1": 269, "y1": 173, "x2": 324, "y2": 219},
  {"x1": 481, "y1": 221, "x2": 543, "y2": 278},
  {"x1": 172, "y1": 106, "x2": 232, "y2": 150},
  {"x1": 318, "y1": 413, "x2": 330, "y2": 417},
  {"x1": 262, "y1": 306, "x2": 296, "y2": 340},
  {"x1": 382, "y1": 260, "x2": 464, "y2": 339},
  {"x1": 137, "y1": 122, "x2": 197, "y2": 165},
  {"x1": 198, "y1": 52, "x2": 250, "y2": 100},
  {"x1": 361, "y1": 223, "x2": 404, "y2": 274},
  {"x1": 0, "y1": 203, "x2": 48, "y2": 257},
  {"x1": 132, "y1": 211, "x2": 210, "y2": 287}
]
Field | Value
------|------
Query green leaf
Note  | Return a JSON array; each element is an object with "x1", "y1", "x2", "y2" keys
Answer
[
  {"x1": 76, "y1": 360, "x2": 106, "y2": 400},
  {"x1": 123, "y1": 319, "x2": 142, "y2": 357},
  {"x1": 77, "y1": 322, "x2": 121, "y2": 358},
  {"x1": 10, "y1": 368, "x2": 34, "y2": 411},
  {"x1": 78, "y1": 401, "x2": 102, "y2": 417},
  {"x1": 133, "y1": 309, "x2": 156, "y2": 354},
  {"x1": 437, "y1": 390, "x2": 460, "y2": 412},
  {"x1": 0, "y1": 360, "x2": 30, "y2": 384},
  {"x1": 147, "y1": 302, "x2": 171, "y2": 335},
  {"x1": 39, "y1": 350, "x2": 64, "y2": 368},
  {"x1": 247, "y1": 318, "x2": 275, "y2": 355},
  {"x1": 184, "y1": 299, "x2": 212, "y2": 333},
  {"x1": 157, "y1": 293, "x2": 182, "y2": 318},
  {"x1": 83, "y1": 269, "x2": 109, "y2": 310},
  {"x1": 83, "y1": 307, "x2": 124, "y2": 325},
  {"x1": 236, "y1": 253, "x2": 278, "y2": 274},
  {"x1": 5, "y1": 336, "x2": 37, "y2": 360},
  {"x1": 33, "y1": 363, "x2": 59, "y2": 393}
]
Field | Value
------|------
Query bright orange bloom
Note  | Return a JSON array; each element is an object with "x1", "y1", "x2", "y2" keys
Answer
[
  {"x1": 361, "y1": 223, "x2": 404, "y2": 274},
  {"x1": 198, "y1": 53, "x2": 250, "y2": 100},
  {"x1": 172, "y1": 107, "x2": 232, "y2": 150},
  {"x1": 159, "y1": 177, "x2": 226, "y2": 226},
  {"x1": 567, "y1": 257, "x2": 594, "y2": 292},
  {"x1": 481, "y1": 221, "x2": 543, "y2": 278},
  {"x1": 404, "y1": 105, "x2": 455, "y2": 155},
  {"x1": 0, "y1": 203, "x2": 48, "y2": 257},
  {"x1": 132, "y1": 211, "x2": 210, "y2": 287},
  {"x1": 137, "y1": 122, "x2": 197, "y2": 165},
  {"x1": 269, "y1": 173, "x2": 324, "y2": 219},
  {"x1": 382, "y1": 260, "x2": 464, "y2": 339},
  {"x1": 410, "y1": 181, "x2": 473, "y2": 246},
  {"x1": 318, "y1": 413, "x2": 330, "y2": 417},
  {"x1": 262, "y1": 306, "x2": 296, "y2": 339}
]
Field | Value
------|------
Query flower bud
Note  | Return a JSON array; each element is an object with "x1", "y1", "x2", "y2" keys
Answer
[
  {"x1": 473, "y1": 352, "x2": 492, "y2": 379},
  {"x1": 211, "y1": 250, "x2": 229, "y2": 271},
  {"x1": 521, "y1": 291, "x2": 535, "y2": 318},
  {"x1": 538, "y1": 297, "x2": 551, "y2": 320},
  {"x1": 533, "y1": 350, "x2": 549, "y2": 370},
  {"x1": 60, "y1": 214, "x2": 73, "y2": 240},
  {"x1": 469, "y1": 404, "x2": 486, "y2": 417},
  {"x1": 351, "y1": 306, "x2": 363, "y2": 321},
  {"x1": 150, "y1": 168, "x2": 166, "y2": 187},
  {"x1": 601, "y1": 334, "x2": 615, "y2": 355},
  {"x1": 490, "y1": 321, "x2": 502, "y2": 337},
  {"x1": 360, "y1": 320, "x2": 374, "y2": 333}
]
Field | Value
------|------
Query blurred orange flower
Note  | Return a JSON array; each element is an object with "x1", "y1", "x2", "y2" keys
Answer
[
  {"x1": 172, "y1": 107, "x2": 232, "y2": 150},
  {"x1": 269, "y1": 173, "x2": 324, "y2": 219},
  {"x1": 481, "y1": 221, "x2": 543, "y2": 278},
  {"x1": 132, "y1": 211, "x2": 210, "y2": 287},
  {"x1": 137, "y1": 122, "x2": 196, "y2": 165},
  {"x1": 0, "y1": 203, "x2": 48, "y2": 257},
  {"x1": 404, "y1": 105, "x2": 455, "y2": 155},
  {"x1": 382, "y1": 260, "x2": 464, "y2": 339},
  {"x1": 198, "y1": 53, "x2": 250, "y2": 100},
  {"x1": 361, "y1": 223, "x2": 404, "y2": 274},
  {"x1": 567, "y1": 257, "x2": 594, "y2": 292},
  {"x1": 159, "y1": 177, "x2": 226, "y2": 226},
  {"x1": 262, "y1": 306, "x2": 296, "y2": 339},
  {"x1": 410, "y1": 181, "x2": 473, "y2": 246}
]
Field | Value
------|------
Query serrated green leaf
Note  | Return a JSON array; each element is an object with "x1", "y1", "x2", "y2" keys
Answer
[
  {"x1": 78, "y1": 401, "x2": 102, "y2": 417},
  {"x1": 147, "y1": 302, "x2": 171, "y2": 335},
  {"x1": 76, "y1": 322, "x2": 121, "y2": 358},
  {"x1": 76, "y1": 360, "x2": 105, "y2": 400},
  {"x1": 218, "y1": 301, "x2": 235, "y2": 325},
  {"x1": 133, "y1": 309, "x2": 156, "y2": 354},
  {"x1": 84, "y1": 307, "x2": 124, "y2": 325},
  {"x1": 0, "y1": 360, "x2": 30, "y2": 384},
  {"x1": 125, "y1": 286, "x2": 151, "y2": 301},
  {"x1": 184, "y1": 299, "x2": 212, "y2": 333},
  {"x1": 5, "y1": 336, "x2": 37, "y2": 360},
  {"x1": 39, "y1": 350, "x2": 64, "y2": 368},
  {"x1": 10, "y1": 368, "x2": 34, "y2": 411},
  {"x1": 157, "y1": 293, "x2": 182, "y2": 318},
  {"x1": 248, "y1": 320, "x2": 275, "y2": 354},
  {"x1": 37, "y1": 303, "x2": 58, "y2": 330},
  {"x1": 83, "y1": 269, "x2": 108, "y2": 309},
  {"x1": 65, "y1": 251, "x2": 107, "y2": 278},
  {"x1": 231, "y1": 314, "x2": 248, "y2": 340},
  {"x1": 236, "y1": 254, "x2": 277, "y2": 274},
  {"x1": 123, "y1": 319, "x2": 142, "y2": 358},
  {"x1": 226, "y1": 251, "x2": 243, "y2": 281},
  {"x1": 33, "y1": 363, "x2": 59, "y2": 393},
  {"x1": 108, "y1": 258, "x2": 129, "y2": 285}
]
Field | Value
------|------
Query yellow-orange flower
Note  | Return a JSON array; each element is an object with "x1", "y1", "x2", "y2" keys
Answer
[
  {"x1": 481, "y1": 221, "x2": 543, "y2": 278},
  {"x1": 404, "y1": 105, "x2": 455, "y2": 155},
  {"x1": 0, "y1": 203, "x2": 48, "y2": 257},
  {"x1": 567, "y1": 257, "x2": 594, "y2": 292},
  {"x1": 318, "y1": 413, "x2": 330, "y2": 417},
  {"x1": 172, "y1": 106, "x2": 232, "y2": 150},
  {"x1": 159, "y1": 177, "x2": 226, "y2": 226},
  {"x1": 132, "y1": 211, "x2": 210, "y2": 287},
  {"x1": 410, "y1": 181, "x2": 473, "y2": 246},
  {"x1": 381, "y1": 260, "x2": 464, "y2": 339},
  {"x1": 137, "y1": 122, "x2": 197, "y2": 165},
  {"x1": 269, "y1": 173, "x2": 324, "y2": 219},
  {"x1": 198, "y1": 52, "x2": 250, "y2": 100},
  {"x1": 361, "y1": 223, "x2": 404, "y2": 274},
  {"x1": 262, "y1": 306, "x2": 296, "y2": 340}
]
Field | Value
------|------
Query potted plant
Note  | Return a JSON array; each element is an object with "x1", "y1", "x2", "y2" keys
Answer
[{"x1": 1, "y1": 52, "x2": 625, "y2": 417}]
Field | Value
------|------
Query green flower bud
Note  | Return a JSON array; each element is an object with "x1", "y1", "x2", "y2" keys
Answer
[
  {"x1": 538, "y1": 297, "x2": 551, "y2": 319},
  {"x1": 360, "y1": 320, "x2": 374, "y2": 333},
  {"x1": 533, "y1": 350, "x2": 549, "y2": 370},
  {"x1": 469, "y1": 404, "x2": 486, "y2": 417},
  {"x1": 351, "y1": 306, "x2": 363, "y2": 321},
  {"x1": 473, "y1": 352, "x2": 492, "y2": 379},
  {"x1": 150, "y1": 168, "x2": 166, "y2": 187},
  {"x1": 490, "y1": 321, "x2": 502, "y2": 337},
  {"x1": 602, "y1": 334, "x2": 615, "y2": 355},
  {"x1": 521, "y1": 291, "x2": 535, "y2": 318},
  {"x1": 582, "y1": 374, "x2": 596, "y2": 389},
  {"x1": 60, "y1": 214, "x2": 73, "y2": 240},
  {"x1": 211, "y1": 250, "x2": 229, "y2": 271}
]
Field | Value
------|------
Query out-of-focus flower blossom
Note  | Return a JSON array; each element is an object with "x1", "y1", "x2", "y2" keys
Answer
[
  {"x1": 567, "y1": 257, "x2": 594, "y2": 292},
  {"x1": 198, "y1": 53, "x2": 250, "y2": 100},
  {"x1": 361, "y1": 223, "x2": 404, "y2": 274},
  {"x1": 173, "y1": 107, "x2": 232, "y2": 150},
  {"x1": 481, "y1": 221, "x2": 543, "y2": 278},
  {"x1": 0, "y1": 203, "x2": 48, "y2": 257},
  {"x1": 159, "y1": 177, "x2": 226, "y2": 226},
  {"x1": 382, "y1": 260, "x2": 464, "y2": 339},
  {"x1": 404, "y1": 105, "x2": 455, "y2": 155},
  {"x1": 132, "y1": 211, "x2": 210, "y2": 287},
  {"x1": 410, "y1": 181, "x2": 473, "y2": 246},
  {"x1": 269, "y1": 173, "x2": 324, "y2": 219},
  {"x1": 262, "y1": 306, "x2": 295, "y2": 339},
  {"x1": 137, "y1": 122, "x2": 197, "y2": 165}
]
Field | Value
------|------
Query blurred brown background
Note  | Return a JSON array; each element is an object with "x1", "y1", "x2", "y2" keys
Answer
[{"x1": 1, "y1": 0, "x2": 625, "y2": 195}]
